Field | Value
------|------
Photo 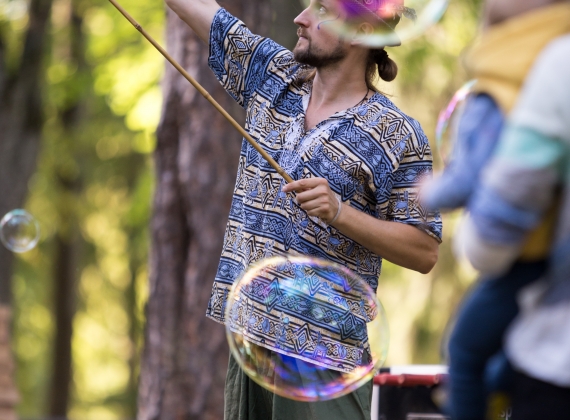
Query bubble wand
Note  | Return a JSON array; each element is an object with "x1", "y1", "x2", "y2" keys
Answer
[{"x1": 108, "y1": 0, "x2": 294, "y2": 184}]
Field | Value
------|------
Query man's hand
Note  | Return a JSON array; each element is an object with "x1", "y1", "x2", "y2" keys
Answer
[
  {"x1": 282, "y1": 177, "x2": 341, "y2": 224},
  {"x1": 164, "y1": 0, "x2": 220, "y2": 43}
]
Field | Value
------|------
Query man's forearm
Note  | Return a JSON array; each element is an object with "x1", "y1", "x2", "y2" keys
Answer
[
  {"x1": 165, "y1": 0, "x2": 221, "y2": 43},
  {"x1": 333, "y1": 204, "x2": 439, "y2": 274},
  {"x1": 282, "y1": 177, "x2": 440, "y2": 273}
]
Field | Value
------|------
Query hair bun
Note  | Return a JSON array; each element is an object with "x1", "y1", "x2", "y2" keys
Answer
[
  {"x1": 365, "y1": 48, "x2": 398, "y2": 88},
  {"x1": 374, "y1": 49, "x2": 398, "y2": 82},
  {"x1": 373, "y1": 49, "x2": 388, "y2": 64}
]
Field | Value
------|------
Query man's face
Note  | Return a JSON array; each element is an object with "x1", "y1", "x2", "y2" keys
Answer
[{"x1": 292, "y1": 0, "x2": 350, "y2": 68}]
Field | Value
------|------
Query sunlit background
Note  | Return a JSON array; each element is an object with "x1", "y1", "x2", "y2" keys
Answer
[{"x1": 1, "y1": 0, "x2": 482, "y2": 418}]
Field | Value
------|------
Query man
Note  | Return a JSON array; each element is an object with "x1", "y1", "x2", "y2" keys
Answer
[{"x1": 164, "y1": 0, "x2": 441, "y2": 418}]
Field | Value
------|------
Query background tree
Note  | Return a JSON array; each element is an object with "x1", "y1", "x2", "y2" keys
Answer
[
  {"x1": 137, "y1": 1, "x2": 303, "y2": 418},
  {"x1": 0, "y1": 0, "x2": 54, "y2": 417},
  {"x1": 0, "y1": 0, "x2": 53, "y2": 299},
  {"x1": 4, "y1": 0, "x2": 160, "y2": 417}
]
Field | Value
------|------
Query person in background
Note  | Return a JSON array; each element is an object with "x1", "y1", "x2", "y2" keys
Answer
[
  {"x1": 459, "y1": 33, "x2": 570, "y2": 420},
  {"x1": 421, "y1": 0, "x2": 570, "y2": 418}
]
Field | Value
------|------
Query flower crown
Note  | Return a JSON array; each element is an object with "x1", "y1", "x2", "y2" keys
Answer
[{"x1": 342, "y1": 0, "x2": 417, "y2": 30}]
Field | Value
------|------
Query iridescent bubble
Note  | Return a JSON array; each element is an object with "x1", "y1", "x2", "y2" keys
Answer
[
  {"x1": 302, "y1": 0, "x2": 449, "y2": 48},
  {"x1": 0, "y1": 210, "x2": 41, "y2": 253},
  {"x1": 225, "y1": 256, "x2": 389, "y2": 401},
  {"x1": 435, "y1": 80, "x2": 477, "y2": 164}
]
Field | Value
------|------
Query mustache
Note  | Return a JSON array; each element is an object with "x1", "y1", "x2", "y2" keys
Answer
[{"x1": 297, "y1": 28, "x2": 309, "y2": 39}]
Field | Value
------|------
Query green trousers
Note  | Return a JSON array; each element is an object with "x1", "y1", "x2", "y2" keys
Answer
[{"x1": 224, "y1": 354, "x2": 373, "y2": 420}]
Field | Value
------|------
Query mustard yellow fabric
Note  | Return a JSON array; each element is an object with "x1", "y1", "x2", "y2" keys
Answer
[
  {"x1": 465, "y1": 2, "x2": 570, "y2": 113},
  {"x1": 464, "y1": 3, "x2": 570, "y2": 260}
]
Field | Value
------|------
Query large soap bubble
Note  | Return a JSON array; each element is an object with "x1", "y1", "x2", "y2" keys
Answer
[
  {"x1": 0, "y1": 209, "x2": 41, "y2": 253},
  {"x1": 225, "y1": 256, "x2": 389, "y2": 401},
  {"x1": 435, "y1": 80, "x2": 477, "y2": 164},
  {"x1": 303, "y1": 0, "x2": 449, "y2": 48}
]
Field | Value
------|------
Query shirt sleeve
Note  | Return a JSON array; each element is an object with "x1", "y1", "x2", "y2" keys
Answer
[
  {"x1": 380, "y1": 118, "x2": 443, "y2": 243},
  {"x1": 208, "y1": 8, "x2": 291, "y2": 109},
  {"x1": 421, "y1": 94, "x2": 504, "y2": 211}
]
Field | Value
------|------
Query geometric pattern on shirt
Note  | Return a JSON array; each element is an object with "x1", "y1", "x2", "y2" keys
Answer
[
  {"x1": 206, "y1": 8, "x2": 442, "y2": 373},
  {"x1": 226, "y1": 257, "x2": 375, "y2": 372}
]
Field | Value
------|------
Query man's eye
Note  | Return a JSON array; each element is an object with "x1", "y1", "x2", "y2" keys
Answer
[{"x1": 317, "y1": 6, "x2": 327, "y2": 15}]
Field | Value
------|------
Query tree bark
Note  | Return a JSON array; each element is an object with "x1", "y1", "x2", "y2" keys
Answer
[
  {"x1": 269, "y1": 0, "x2": 302, "y2": 50},
  {"x1": 0, "y1": 0, "x2": 53, "y2": 300},
  {"x1": 0, "y1": 0, "x2": 53, "y2": 418},
  {"x1": 138, "y1": 0, "x2": 300, "y2": 418},
  {"x1": 0, "y1": 307, "x2": 19, "y2": 420},
  {"x1": 48, "y1": 233, "x2": 79, "y2": 417},
  {"x1": 46, "y1": 1, "x2": 88, "y2": 415}
]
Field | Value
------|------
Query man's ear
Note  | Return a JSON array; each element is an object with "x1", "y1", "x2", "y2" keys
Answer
[{"x1": 350, "y1": 21, "x2": 374, "y2": 46}]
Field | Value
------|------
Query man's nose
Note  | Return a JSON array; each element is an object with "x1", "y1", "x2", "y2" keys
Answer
[{"x1": 294, "y1": 6, "x2": 311, "y2": 26}]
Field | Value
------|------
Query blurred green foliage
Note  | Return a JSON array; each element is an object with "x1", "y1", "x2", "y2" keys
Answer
[
  {"x1": 1, "y1": 0, "x2": 482, "y2": 418},
  {"x1": 2, "y1": 0, "x2": 161, "y2": 417},
  {"x1": 378, "y1": 0, "x2": 483, "y2": 366}
]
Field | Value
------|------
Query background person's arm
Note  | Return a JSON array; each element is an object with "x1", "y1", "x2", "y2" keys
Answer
[{"x1": 164, "y1": 0, "x2": 221, "y2": 43}]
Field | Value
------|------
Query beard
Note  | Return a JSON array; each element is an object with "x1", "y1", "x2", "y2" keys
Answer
[{"x1": 293, "y1": 38, "x2": 347, "y2": 68}]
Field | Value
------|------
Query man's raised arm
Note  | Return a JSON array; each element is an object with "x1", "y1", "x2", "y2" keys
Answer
[{"x1": 165, "y1": 0, "x2": 221, "y2": 43}]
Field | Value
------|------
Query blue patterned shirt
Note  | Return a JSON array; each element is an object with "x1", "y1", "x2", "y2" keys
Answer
[{"x1": 206, "y1": 8, "x2": 442, "y2": 372}]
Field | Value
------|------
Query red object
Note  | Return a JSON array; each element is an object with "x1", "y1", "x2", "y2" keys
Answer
[{"x1": 373, "y1": 373, "x2": 447, "y2": 387}]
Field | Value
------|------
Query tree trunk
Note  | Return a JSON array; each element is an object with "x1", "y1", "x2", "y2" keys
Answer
[
  {"x1": 46, "y1": 1, "x2": 88, "y2": 415},
  {"x1": 48, "y1": 233, "x2": 79, "y2": 417},
  {"x1": 0, "y1": 0, "x2": 53, "y2": 302},
  {"x1": 0, "y1": 307, "x2": 19, "y2": 420},
  {"x1": 269, "y1": 0, "x2": 302, "y2": 50},
  {"x1": 138, "y1": 1, "x2": 300, "y2": 418},
  {"x1": 0, "y1": 0, "x2": 54, "y2": 418}
]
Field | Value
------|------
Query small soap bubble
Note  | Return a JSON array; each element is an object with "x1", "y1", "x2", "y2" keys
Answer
[
  {"x1": 302, "y1": 0, "x2": 449, "y2": 48},
  {"x1": 435, "y1": 80, "x2": 477, "y2": 164},
  {"x1": 0, "y1": 210, "x2": 41, "y2": 253},
  {"x1": 225, "y1": 256, "x2": 389, "y2": 401}
]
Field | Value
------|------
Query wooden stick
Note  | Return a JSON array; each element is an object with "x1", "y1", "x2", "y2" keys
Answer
[{"x1": 108, "y1": 0, "x2": 294, "y2": 184}]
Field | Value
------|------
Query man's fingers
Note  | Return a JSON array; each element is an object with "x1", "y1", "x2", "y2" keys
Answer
[
  {"x1": 282, "y1": 177, "x2": 325, "y2": 193},
  {"x1": 298, "y1": 200, "x2": 321, "y2": 212},
  {"x1": 295, "y1": 188, "x2": 322, "y2": 204},
  {"x1": 283, "y1": 178, "x2": 336, "y2": 221}
]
